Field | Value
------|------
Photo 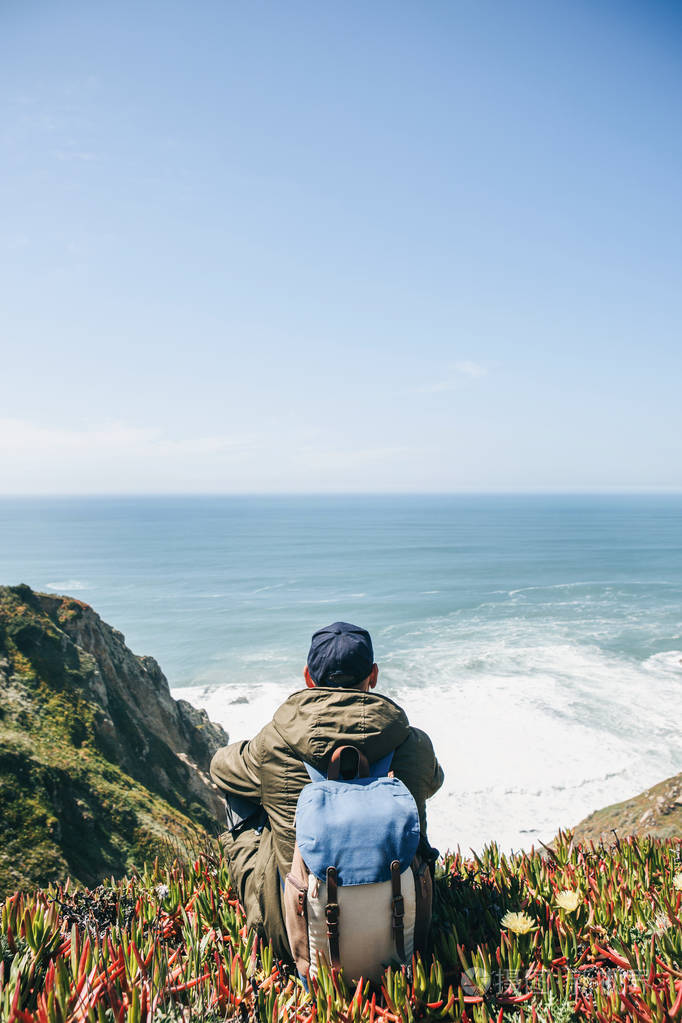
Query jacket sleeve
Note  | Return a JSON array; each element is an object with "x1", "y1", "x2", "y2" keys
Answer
[
  {"x1": 411, "y1": 726, "x2": 444, "y2": 799},
  {"x1": 210, "y1": 730, "x2": 264, "y2": 804},
  {"x1": 391, "y1": 726, "x2": 444, "y2": 838}
]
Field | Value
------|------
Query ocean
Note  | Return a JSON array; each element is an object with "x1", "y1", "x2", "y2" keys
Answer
[{"x1": 1, "y1": 494, "x2": 680, "y2": 853}]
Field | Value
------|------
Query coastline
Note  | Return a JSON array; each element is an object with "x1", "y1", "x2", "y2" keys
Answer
[{"x1": 172, "y1": 654, "x2": 682, "y2": 854}]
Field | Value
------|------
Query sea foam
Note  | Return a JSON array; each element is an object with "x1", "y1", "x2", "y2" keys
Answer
[{"x1": 173, "y1": 635, "x2": 682, "y2": 854}]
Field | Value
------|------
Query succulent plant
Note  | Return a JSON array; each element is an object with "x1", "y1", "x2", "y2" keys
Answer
[{"x1": 1, "y1": 830, "x2": 681, "y2": 1022}]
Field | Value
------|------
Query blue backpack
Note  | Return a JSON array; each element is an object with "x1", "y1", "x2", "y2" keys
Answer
[{"x1": 283, "y1": 745, "x2": 433, "y2": 984}]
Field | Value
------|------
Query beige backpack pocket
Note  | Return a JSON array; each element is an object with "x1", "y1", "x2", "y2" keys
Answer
[
  {"x1": 284, "y1": 844, "x2": 311, "y2": 976},
  {"x1": 305, "y1": 863, "x2": 416, "y2": 985}
]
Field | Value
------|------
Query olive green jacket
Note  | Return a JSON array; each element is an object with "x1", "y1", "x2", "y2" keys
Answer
[{"x1": 210, "y1": 687, "x2": 444, "y2": 882}]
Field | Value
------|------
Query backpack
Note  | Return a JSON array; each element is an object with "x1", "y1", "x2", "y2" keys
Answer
[{"x1": 283, "y1": 745, "x2": 433, "y2": 984}]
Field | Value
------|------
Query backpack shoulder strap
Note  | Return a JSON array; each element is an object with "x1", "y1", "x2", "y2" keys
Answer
[{"x1": 328, "y1": 746, "x2": 369, "y2": 779}]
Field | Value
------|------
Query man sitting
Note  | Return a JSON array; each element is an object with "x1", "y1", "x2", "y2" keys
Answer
[{"x1": 210, "y1": 621, "x2": 444, "y2": 960}]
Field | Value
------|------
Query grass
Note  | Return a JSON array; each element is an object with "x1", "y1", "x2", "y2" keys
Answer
[
  {"x1": 0, "y1": 584, "x2": 222, "y2": 897},
  {"x1": 1, "y1": 831, "x2": 681, "y2": 1023}
]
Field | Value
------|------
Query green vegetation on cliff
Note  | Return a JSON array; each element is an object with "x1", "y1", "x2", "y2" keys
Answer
[
  {"x1": 571, "y1": 773, "x2": 682, "y2": 846},
  {"x1": 0, "y1": 584, "x2": 228, "y2": 897}
]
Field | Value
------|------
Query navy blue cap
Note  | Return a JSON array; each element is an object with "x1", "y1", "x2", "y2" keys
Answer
[{"x1": 307, "y1": 621, "x2": 374, "y2": 687}]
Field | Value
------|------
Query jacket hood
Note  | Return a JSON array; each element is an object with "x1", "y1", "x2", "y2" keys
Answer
[{"x1": 272, "y1": 688, "x2": 411, "y2": 770}]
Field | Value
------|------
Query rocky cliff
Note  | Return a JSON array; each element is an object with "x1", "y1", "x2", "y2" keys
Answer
[
  {"x1": 571, "y1": 771, "x2": 682, "y2": 844},
  {"x1": 0, "y1": 584, "x2": 228, "y2": 896}
]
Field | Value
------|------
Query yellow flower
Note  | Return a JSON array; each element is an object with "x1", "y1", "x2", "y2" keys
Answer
[
  {"x1": 673, "y1": 872, "x2": 682, "y2": 892},
  {"x1": 555, "y1": 889, "x2": 581, "y2": 913},
  {"x1": 500, "y1": 910, "x2": 535, "y2": 934}
]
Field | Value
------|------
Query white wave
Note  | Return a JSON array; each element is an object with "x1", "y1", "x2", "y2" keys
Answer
[
  {"x1": 44, "y1": 579, "x2": 92, "y2": 592},
  {"x1": 240, "y1": 651, "x2": 293, "y2": 665},
  {"x1": 173, "y1": 635, "x2": 682, "y2": 855},
  {"x1": 507, "y1": 581, "x2": 604, "y2": 597},
  {"x1": 643, "y1": 650, "x2": 682, "y2": 675},
  {"x1": 173, "y1": 680, "x2": 291, "y2": 740}
]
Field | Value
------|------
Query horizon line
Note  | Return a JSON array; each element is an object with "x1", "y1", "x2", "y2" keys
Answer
[{"x1": 2, "y1": 488, "x2": 682, "y2": 499}]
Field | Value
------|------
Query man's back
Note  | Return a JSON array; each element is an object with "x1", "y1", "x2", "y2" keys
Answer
[
  {"x1": 210, "y1": 686, "x2": 444, "y2": 882},
  {"x1": 211, "y1": 620, "x2": 443, "y2": 963}
]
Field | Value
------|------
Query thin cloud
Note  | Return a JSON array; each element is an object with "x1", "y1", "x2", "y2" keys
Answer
[
  {"x1": 54, "y1": 149, "x2": 97, "y2": 161},
  {"x1": 0, "y1": 419, "x2": 258, "y2": 459},
  {"x1": 0, "y1": 419, "x2": 425, "y2": 493},
  {"x1": 297, "y1": 443, "x2": 420, "y2": 469},
  {"x1": 418, "y1": 361, "x2": 489, "y2": 394},
  {"x1": 453, "y1": 361, "x2": 487, "y2": 378}
]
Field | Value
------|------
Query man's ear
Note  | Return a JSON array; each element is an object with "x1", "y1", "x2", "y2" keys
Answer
[
  {"x1": 368, "y1": 663, "x2": 379, "y2": 690},
  {"x1": 304, "y1": 665, "x2": 316, "y2": 689}
]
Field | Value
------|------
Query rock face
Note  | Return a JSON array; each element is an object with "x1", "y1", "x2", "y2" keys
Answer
[
  {"x1": 0, "y1": 584, "x2": 228, "y2": 896},
  {"x1": 571, "y1": 772, "x2": 682, "y2": 845}
]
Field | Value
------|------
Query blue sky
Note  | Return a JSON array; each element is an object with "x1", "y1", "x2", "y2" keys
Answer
[{"x1": 1, "y1": 0, "x2": 681, "y2": 493}]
